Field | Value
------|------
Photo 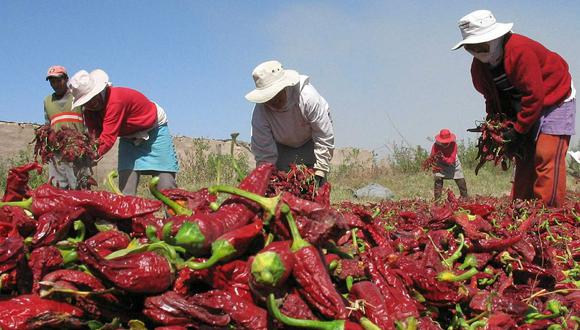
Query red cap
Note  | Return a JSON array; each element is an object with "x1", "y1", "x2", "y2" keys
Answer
[
  {"x1": 435, "y1": 129, "x2": 456, "y2": 144},
  {"x1": 46, "y1": 66, "x2": 68, "y2": 80}
]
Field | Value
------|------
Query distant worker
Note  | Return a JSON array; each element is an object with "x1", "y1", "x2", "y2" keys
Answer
[
  {"x1": 43, "y1": 65, "x2": 91, "y2": 189},
  {"x1": 430, "y1": 129, "x2": 468, "y2": 200},
  {"x1": 246, "y1": 60, "x2": 334, "y2": 186},
  {"x1": 68, "y1": 69, "x2": 179, "y2": 195},
  {"x1": 452, "y1": 9, "x2": 576, "y2": 207}
]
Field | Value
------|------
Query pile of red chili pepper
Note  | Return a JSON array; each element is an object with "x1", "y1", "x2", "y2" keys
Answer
[
  {"x1": 33, "y1": 125, "x2": 99, "y2": 165},
  {"x1": 468, "y1": 117, "x2": 517, "y2": 175},
  {"x1": 1, "y1": 163, "x2": 579, "y2": 329}
]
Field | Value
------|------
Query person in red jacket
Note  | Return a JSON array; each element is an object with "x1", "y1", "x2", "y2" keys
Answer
[
  {"x1": 67, "y1": 69, "x2": 179, "y2": 195},
  {"x1": 452, "y1": 10, "x2": 576, "y2": 207},
  {"x1": 430, "y1": 129, "x2": 468, "y2": 200}
]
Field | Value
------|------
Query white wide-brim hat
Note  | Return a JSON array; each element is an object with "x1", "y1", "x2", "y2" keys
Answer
[
  {"x1": 68, "y1": 69, "x2": 110, "y2": 108},
  {"x1": 451, "y1": 9, "x2": 513, "y2": 50},
  {"x1": 245, "y1": 60, "x2": 300, "y2": 103}
]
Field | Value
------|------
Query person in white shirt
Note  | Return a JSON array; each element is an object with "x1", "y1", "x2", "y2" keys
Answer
[{"x1": 246, "y1": 60, "x2": 334, "y2": 186}]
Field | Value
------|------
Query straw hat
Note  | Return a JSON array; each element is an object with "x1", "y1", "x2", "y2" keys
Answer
[
  {"x1": 245, "y1": 60, "x2": 299, "y2": 103},
  {"x1": 451, "y1": 10, "x2": 513, "y2": 50},
  {"x1": 68, "y1": 69, "x2": 110, "y2": 108},
  {"x1": 435, "y1": 129, "x2": 456, "y2": 144}
]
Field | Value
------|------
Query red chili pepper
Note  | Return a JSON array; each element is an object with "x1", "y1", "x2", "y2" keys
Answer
[
  {"x1": 28, "y1": 246, "x2": 63, "y2": 293},
  {"x1": 143, "y1": 291, "x2": 230, "y2": 327},
  {"x1": 160, "y1": 187, "x2": 217, "y2": 215},
  {"x1": 249, "y1": 240, "x2": 295, "y2": 301},
  {"x1": 267, "y1": 293, "x2": 363, "y2": 330},
  {"x1": 184, "y1": 220, "x2": 263, "y2": 270},
  {"x1": 471, "y1": 234, "x2": 523, "y2": 252},
  {"x1": 173, "y1": 259, "x2": 252, "y2": 302},
  {"x1": 282, "y1": 204, "x2": 348, "y2": 320},
  {"x1": 0, "y1": 206, "x2": 36, "y2": 238},
  {"x1": 31, "y1": 206, "x2": 85, "y2": 247},
  {"x1": 195, "y1": 289, "x2": 268, "y2": 330},
  {"x1": 349, "y1": 281, "x2": 395, "y2": 329},
  {"x1": 77, "y1": 242, "x2": 174, "y2": 294},
  {"x1": 1, "y1": 162, "x2": 43, "y2": 202},
  {"x1": 0, "y1": 184, "x2": 162, "y2": 218},
  {"x1": 84, "y1": 230, "x2": 131, "y2": 257},
  {"x1": 0, "y1": 294, "x2": 84, "y2": 330}
]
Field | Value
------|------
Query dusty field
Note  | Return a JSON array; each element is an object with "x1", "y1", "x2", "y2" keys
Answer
[{"x1": 0, "y1": 121, "x2": 376, "y2": 182}]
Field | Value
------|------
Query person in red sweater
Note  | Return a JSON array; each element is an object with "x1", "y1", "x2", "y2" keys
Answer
[
  {"x1": 452, "y1": 10, "x2": 576, "y2": 207},
  {"x1": 430, "y1": 129, "x2": 468, "y2": 200},
  {"x1": 68, "y1": 69, "x2": 179, "y2": 195}
]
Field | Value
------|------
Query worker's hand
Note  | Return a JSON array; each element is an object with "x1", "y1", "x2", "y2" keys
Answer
[
  {"x1": 502, "y1": 127, "x2": 523, "y2": 156},
  {"x1": 501, "y1": 127, "x2": 521, "y2": 143}
]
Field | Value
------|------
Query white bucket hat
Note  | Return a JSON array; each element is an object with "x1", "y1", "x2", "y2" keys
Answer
[
  {"x1": 68, "y1": 69, "x2": 110, "y2": 108},
  {"x1": 451, "y1": 10, "x2": 513, "y2": 50},
  {"x1": 245, "y1": 60, "x2": 300, "y2": 103}
]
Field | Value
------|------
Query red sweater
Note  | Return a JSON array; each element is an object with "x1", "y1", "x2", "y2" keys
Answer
[
  {"x1": 471, "y1": 33, "x2": 572, "y2": 134},
  {"x1": 431, "y1": 143, "x2": 457, "y2": 165},
  {"x1": 84, "y1": 87, "x2": 158, "y2": 156}
]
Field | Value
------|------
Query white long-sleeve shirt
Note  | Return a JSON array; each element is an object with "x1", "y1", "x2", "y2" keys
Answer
[{"x1": 251, "y1": 75, "x2": 334, "y2": 174}]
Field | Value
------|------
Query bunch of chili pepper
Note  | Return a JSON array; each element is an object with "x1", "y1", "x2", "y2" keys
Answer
[
  {"x1": 468, "y1": 116, "x2": 516, "y2": 175},
  {"x1": 33, "y1": 124, "x2": 98, "y2": 165}
]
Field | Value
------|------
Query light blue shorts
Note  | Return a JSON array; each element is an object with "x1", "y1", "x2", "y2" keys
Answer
[{"x1": 118, "y1": 124, "x2": 179, "y2": 173}]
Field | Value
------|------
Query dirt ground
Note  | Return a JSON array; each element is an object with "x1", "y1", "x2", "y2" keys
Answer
[{"x1": 0, "y1": 121, "x2": 376, "y2": 182}]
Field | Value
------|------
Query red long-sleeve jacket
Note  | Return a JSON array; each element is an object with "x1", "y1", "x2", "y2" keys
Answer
[
  {"x1": 84, "y1": 87, "x2": 157, "y2": 156},
  {"x1": 471, "y1": 33, "x2": 572, "y2": 134}
]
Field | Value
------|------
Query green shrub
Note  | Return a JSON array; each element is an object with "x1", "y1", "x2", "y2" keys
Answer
[{"x1": 0, "y1": 148, "x2": 47, "y2": 192}]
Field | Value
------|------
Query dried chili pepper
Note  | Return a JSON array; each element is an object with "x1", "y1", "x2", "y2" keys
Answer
[
  {"x1": 0, "y1": 294, "x2": 84, "y2": 330},
  {"x1": 2, "y1": 162, "x2": 43, "y2": 202},
  {"x1": 143, "y1": 291, "x2": 230, "y2": 327},
  {"x1": 28, "y1": 245, "x2": 63, "y2": 293},
  {"x1": 183, "y1": 220, "x2": 263, "y2": 269},
  {"x1": 250, "y1": 240, "x2": 295, "y2": 290},
  {"x1": 195, "y1": 289, "x2": 268, "y2": 329},
  {"x1": 267, "y1": 293, "x2": 364, "y2": 330},
  {"x1": 84, "y1": 230, "x2": 131, "y2": 257},
  {"x1": 0, "y1": 184, "x2": 162, "y2": 218},
  {"x1": 31, "y1": 206, "x2": 85, "y2": 247},
  {"x1": 282, "y1": 204, "x2": 348, "y2": 320},
  {"x1": 348, "y1": 281, "x2": 394, "y2": 329},
  {"x1": 77, "y1": 242, "x2": 174, "y2": 294}
]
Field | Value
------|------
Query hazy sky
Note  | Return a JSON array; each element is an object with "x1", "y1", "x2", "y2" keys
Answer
[{"x1": 1, "y1": 1, "x2": 579, "y2": 155}]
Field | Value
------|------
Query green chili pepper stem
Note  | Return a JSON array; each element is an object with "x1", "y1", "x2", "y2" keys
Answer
[
  {"x1": 267, "y1": 293, "x2": 346, "y2": 330},
  {"x1": 208, "y1": 184, "x2": 281, "y2": 222},
  {"x1": 437, "y1": 267, "x2": 479, "y2": 282},
  {"x1": 251, "y1": 251, "x2": 286, "y2": 286},
  {"x1": 184, "y1": 239, "x2": 236, "y2": 270},
  {"x1": 106, "y1": 170, "x2": 123, "y2": 195},
  {"x1": 60, "y1": 249, "x2": 78, "y2": 264},
  {"x1": 67, "y1": 220, "x2": 86, "y2": 243},
  {"x1": 329, "y1": 259, "x2": 339, "y2": 271},
  {"x1": 346, "y1": 275, "x2": 354, "y2": 292},
  {"x1": 162, "y1": 222, "x2": 174, "y2": 242},
  {"x1": 39, "y1": 282, "x2": 115, "y2": 298},
  {"x1": 459, "y1": 254, "x2": 478, "y2": 271},
  {"x1": 281, "y1": 204, "x2": 310, "y2": 252},
  {"x1": 173, "y1": 221, "x2": 206, "y2": 252},
  {"x1": 442, "y1": 233, "x2": 465, "y2": 269},
  {"x1": 145, "y1": 225, "x2": 160, "y2": 243},
  {"x1": 0, "y1": 197, "x2": 33, "y2": 210},
  {"x1": 469, "y1": 320, "x2": 487, "y2": 330},
  {"x1": 149, "y1": 177, "x2": 193, "y2": 216},
  {"x1": 360, "y1": 317, "x2": 381, "y2": 330}
]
